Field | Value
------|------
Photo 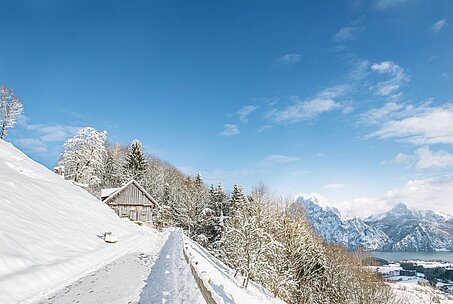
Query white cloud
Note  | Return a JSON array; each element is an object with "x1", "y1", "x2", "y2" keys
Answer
[
  {"x1": 15, "y1": 138, "x2": 48, "y2": 154},
  {"x1": 371, "y1": 61, "x2": 409, "y2": 96},
  {"x1": 349, "y1": 60, "x2": 370, "y2": 81},
  {"x1": 332, "y1": 26, "x2": 364, "y2": 42},
  {"x1": 369, "y1": 104, "x2": 453, "y2": 145},
  {"x1": 391, "y1": 146, "x2": 453, "y2": 169},
  {"x1": 431, "y1": 18, "x2": 447, "y2": 33},
  {"x1": 360, "y1": 102, "x2": 404, "y2": 125},
  {"x1": 335, "y1": 175, "x2": 453, "y2": 217},
  {"x1": 373, "y1": 0, "x2": 407, "y2": 10},
  {"x1": 266, "y1": 84, "x2": 349, "y2": 124},
  {"x1": 14, "y1": 117, "x2": 80, "y2": 154},
  {"x1": 220, "y1": 124, "x2": 239, "y2": 136},
  {"x1": 323, "y1": 183, "x2": 348, "y2": 189},
  {"x1": 260, "y1": 154, "x2": 301, "y2": 165},
  {"x1": 416, "y1": 146, "x2": 453, "y2": 169},
  {"x1": 277, "y1": 54, "x2": 302, "y2": 66},
  {"x1": 237, "y1": 105, "x2": 258, "y2": 122}
]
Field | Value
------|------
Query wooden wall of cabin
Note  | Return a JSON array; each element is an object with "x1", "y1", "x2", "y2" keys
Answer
[
  {"x1": 110, "y1": 205, "x2": 153, "y2": 223},
  {"x1": 112, "y1": 184, "x2": 152, "y2": 206}
]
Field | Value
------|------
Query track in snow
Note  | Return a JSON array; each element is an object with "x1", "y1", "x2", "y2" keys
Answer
[
  {"x1": 139, "y1": 230, "x2": 205, "y2": 304},
  {"x1": 38, "y1": 252, "x2": 157, "y2": 304}
]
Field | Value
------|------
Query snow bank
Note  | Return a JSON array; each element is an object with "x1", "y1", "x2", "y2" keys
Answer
[
  {"x1": 183, "y1": 237, "x2": 285, "y2": 304},
  {"x1": 0, "y1": 140, "x2": 152, "y2": 303}
]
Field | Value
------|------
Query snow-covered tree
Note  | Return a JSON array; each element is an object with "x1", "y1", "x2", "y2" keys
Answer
[
  {"x1": 223, "y1": 185, "x2": 277, "y2": 288},
  {"x1": 0, "y1": 85, "x2": 24, "y2": 139},
  {"x1": 123, "y1": 139, "x2": 147, "y2": 182},
  {"x1": 228, "y1": 184, "x2": 246, "y2": 216},
  {"x1": 58, "y1": 127, "x2": 107, "y2": 186},
  {"x1": 102, "y1": 143, "x2": 128, "y2": 187}
]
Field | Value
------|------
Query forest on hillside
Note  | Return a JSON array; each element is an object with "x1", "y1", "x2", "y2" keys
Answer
[{"x1": 57, "y1": 127, "x2": 394, "y2": 304}]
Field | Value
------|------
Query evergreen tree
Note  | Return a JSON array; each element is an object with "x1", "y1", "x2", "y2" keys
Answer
[
  {"x1": 194, "y1": 172, "x2": 203, "y2": 189},
  {"x1": 123, "y1": 139, "x2": 147, "y2": 182},
  {"x1": 229, "y1": 184, "x2": 246, "y2": 216}
]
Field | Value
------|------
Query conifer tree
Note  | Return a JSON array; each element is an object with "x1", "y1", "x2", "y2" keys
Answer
[
  {"x1": 229, "y1": 184, "x2": 246, "y2": 216},
  {"x1": 123, "y1": 139, "x2": 147, "y2": 182}
]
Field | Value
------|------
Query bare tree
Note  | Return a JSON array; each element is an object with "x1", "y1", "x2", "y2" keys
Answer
[{"x1": 0, "y1": 85, "x2": 24, "y2": 139}]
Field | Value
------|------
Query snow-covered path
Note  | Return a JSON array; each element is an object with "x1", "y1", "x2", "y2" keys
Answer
[
  {"x1": 37, "y1": 252, "x2": 157, "y2": 304},
  {"x1": 139, "y1": 230, "x2": 205, "y2": 304}
]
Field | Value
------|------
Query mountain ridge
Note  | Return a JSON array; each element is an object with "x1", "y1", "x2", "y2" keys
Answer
[{"x1": 298, "y1": 196, "x2": 453, "y2": 252}]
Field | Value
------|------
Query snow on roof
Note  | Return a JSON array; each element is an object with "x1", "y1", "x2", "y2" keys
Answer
[
  {"x1": 102, "y1": 180, "x2": 159, "y2": 207},
  {"x1": 101, "y1": 187, "x2": 120, "y2": 198}
]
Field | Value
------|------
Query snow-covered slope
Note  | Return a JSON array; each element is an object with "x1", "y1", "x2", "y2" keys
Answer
[
  {"x1": 298, "y1": 196, "x2": 389, "y2": 251},
  {"x1": 365, "y1": 203, "x2": 453, "y2": 251},
  {"x1": 184, "y1": 236, "x2": 285, "y2": 304},
  {"x1": 0, "y1": 140, "x2": 152, "y2": 303},
  {"x1": 299, "y1": 196, "x2": 453, "y2": 252}
]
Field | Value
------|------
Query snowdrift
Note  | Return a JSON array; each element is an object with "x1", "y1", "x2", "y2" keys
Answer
[{"x1": 0, "y1": 140, "x2": 150, "y2": 303}]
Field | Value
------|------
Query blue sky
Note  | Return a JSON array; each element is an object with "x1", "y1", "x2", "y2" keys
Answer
[{"x1": 1, "y1": 0, "x2": 453, "y2": 216}]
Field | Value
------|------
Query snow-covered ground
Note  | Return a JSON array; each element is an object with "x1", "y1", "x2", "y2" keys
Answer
[
  {"x1": 0, "y1": 140, "x2": 162, "y2": 303},
  {"x1": 184, "y1": 237, "x2": 285, "y2": 304},
  {"x1": 392, "y1": 282, "x2": 453, "y2": 304}
]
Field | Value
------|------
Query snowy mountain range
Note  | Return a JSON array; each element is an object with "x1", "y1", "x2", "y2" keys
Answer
[{"x1": 298, "y1": 195, "x2": 453, "y2": 252}]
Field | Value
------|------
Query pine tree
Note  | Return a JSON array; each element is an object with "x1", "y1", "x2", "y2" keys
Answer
[
  {"x1": 194, "y1": 172, "x2": 203, "y2": 189},
  {"x1": 123, "y1": 139, "x2": 147, "y2": 182},
  {"x1": 229, "y1": 184, "x2": 246, "y2": 216},
  {"x1": 0, "y1": 85, "x2": 24, "y2": 139}
]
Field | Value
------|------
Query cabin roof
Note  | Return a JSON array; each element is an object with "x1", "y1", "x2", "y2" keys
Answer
[
  {"x1": 101, "y1": 180, "x2": 158, "y2": 207},
  {"x1": 101, "y1": 187, "x2": 120, "y2": 198}
]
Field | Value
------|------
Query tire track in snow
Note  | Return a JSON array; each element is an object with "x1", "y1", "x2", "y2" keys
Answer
[{"x1": 139, "y1": 230, "x2": 205, "y2": 304}]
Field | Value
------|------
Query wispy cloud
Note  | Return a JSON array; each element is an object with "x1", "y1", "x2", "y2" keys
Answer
[
  {"x1": 220, "y1": 124, "x2": 239, "y2": 136},
  {"x1": 391, "y1": 146, "x2": 453, "y2": 169},
  {"x1": 370, "y1": 61, "x2": 409, "y2": 96},
  {"x1": 368, "y1": 103, "x2": 453, "y2": 145},
  {"x1": 359, "y1": 102, "x2": 404, "y2": 125},
  {"x1": 332, "y1": 26, "x2": 364, "y2": 42},
  {"x1": 277, "y1": 53, "x2": 302, "y2": 66},
  {"x1": 266, "y1": 84, "x2": 350, "y2": 124},
  {"x1": 373, "y1": 0, "x2": 407, "y2": 10},
  {"x1": 260, "y1": 154, "x2": 301, "y2": 165},
  {"x1": 14, "y1": 116, "x2": 79, "y2": 154},
  {"x1": 431, "y1": 18, "x2": 447, "y2": 33},
  {"x1": 343, "y1": 175, "x2": 453, "y2": 217},
  {"x1": 237, "y1": 105, "x2": 258, "y2": 122}
]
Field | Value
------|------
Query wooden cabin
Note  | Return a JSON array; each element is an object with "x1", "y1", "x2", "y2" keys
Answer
[{"x1": 101, "y1": 180, "x2": 157, "y2": 224}]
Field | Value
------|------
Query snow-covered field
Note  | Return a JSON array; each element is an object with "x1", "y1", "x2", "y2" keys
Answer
[
  {"x1": 184, "y1": 237, "x2": 285, "y2": 304},
  {"x1": 393, "y1": 282, "x2": 453, "y2": 304},
  {"x1": 0, "y1": 140, "x2": 162, "y2": 303}
]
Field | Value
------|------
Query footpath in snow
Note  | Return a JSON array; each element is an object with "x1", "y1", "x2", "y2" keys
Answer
[
  {"x1": 37, "y1": 252, "x2": 158, "y2": 304},
  {"x1": 139, "y1": 229, "x2": 205, "y2": 304}
]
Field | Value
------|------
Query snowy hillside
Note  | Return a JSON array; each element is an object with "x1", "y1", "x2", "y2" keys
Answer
[
  {"x1": 299, "y1": 196, "x2": 453, "y2": 251},
  {"x1": 0, "y1": 140, "x2": 155, "y2": 303}
]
